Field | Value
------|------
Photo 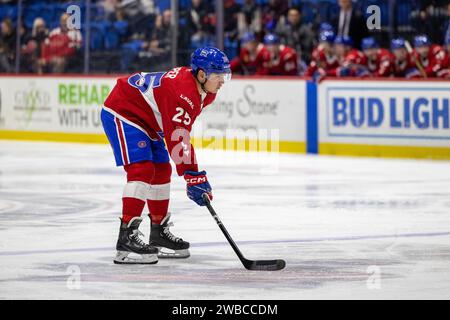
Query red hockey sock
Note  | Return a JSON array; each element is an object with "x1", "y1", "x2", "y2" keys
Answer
[
  {"x1": 148, "y1": 162, "x2": 172, "y2": 224},
  {"x1": 147, "y1": 199, "x2": 169, "y2": 224},
  {"x1": 122, "y1": 197, "x2": 146, "y2": 223}
]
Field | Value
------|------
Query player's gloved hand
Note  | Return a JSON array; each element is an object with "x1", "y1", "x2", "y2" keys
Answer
[
  {"x1": 184, "y1": 170, "x2": 213, "y2": 206},
  {"x1": 355, "y1": 67, "x2": 370, "y2": 77},
  {"x1": 337, "y1": 66, "x2": 351, "y2": 77},
  {"x1": 405, "y1": 68, "x2": 421, "y2": 78},
  {"x1": 313, "y1": 68, "x2": 326, "y2": 82}
]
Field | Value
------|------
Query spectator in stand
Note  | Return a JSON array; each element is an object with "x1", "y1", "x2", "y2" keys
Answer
[
  {"x1": 263, "y1": 33, "x2": 298, "y2": 76},
  {"x1": 143, "y1": 9, "x2": 172, "y2": 70},
  {"x1": 230, "y1": 31, "x2": 269, "y2": 75},
  {"x1": 100, "y1": 0, "x2": 120, "y2": 21},
  {"x1": 41, "y1": 13, "x2": 82, "y2": 73},
  {"x1": 305, "y1": 30, "x2": 339, "y2": 79},
  {"x1": 21, "y1": 17, "x2": 49, "y2": 74},
  {"x1": 413, "y1": 34, "x2": 449, "y2": 77},
  {"x1": 261, "y1": 0, "x2": 289, "y2": 32},
  {"x1": 360, "y1": 37, "x2": 394, "y2": 77},
  {"x1": 443, "y1": 3, "x2": 450, "y2": 45},
  {"x1": 224, "y1": 0, "x2": 241, "y2": 42},
  {"x1": 237, "y1": 0, "x2": 262, "y2": 37},
  {"x1": 391, "y1": 37, "x2": 421, "y2": 78},
  {"x1": 119, "y1": 0, "x2": 157, "y2": 39},
  {"x1": 187, "y1": 0, "x2": 214, "y2": 48},
  {"x1": 0, "y1": 18, "x2": 15, "y2": 72},
  {"x1": 411, "y1": 0, "x2": 448, "y2": 44},
  {"x1": 331, "y1": 0, "x2": 368, "y2": 49},
  {"x1": 275, "y1": 7, "x2": 316, "y2": 64}
]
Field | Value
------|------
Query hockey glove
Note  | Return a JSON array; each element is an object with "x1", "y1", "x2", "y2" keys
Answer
[
  {"x1": 337, "y1": 66, "x2": 352, "y2": 77},
  {"x1": 184, "y1": 170, "x2": 213, "y2": 206}
]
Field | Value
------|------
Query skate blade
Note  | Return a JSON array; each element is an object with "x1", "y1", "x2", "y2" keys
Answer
[
  {"x1": 113, "y1": 251, "x2": 158, "y2": 265},
  {"x1": 156, "y1": 247, "x2": 190, "y2": 259}
]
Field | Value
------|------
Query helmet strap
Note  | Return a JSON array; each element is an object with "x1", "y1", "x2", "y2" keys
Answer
[{"x1": 194, "y1": 70, "x2": 210, "y2": 94}]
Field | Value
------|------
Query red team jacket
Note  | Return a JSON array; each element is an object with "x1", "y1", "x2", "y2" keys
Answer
[
  {"x1": 230, "y1": 44, "x2": 270, "y2": 75},
  {"x1": 393, "y1": 52, "x2": 418, "y2": 78},
  {"x1": 265, "y1": 45, "x2": 298, "y2": 76},
  {"x1": 104, "y1": 67, "x2": 216, "y2": 176},
  {"x1": 364, "y1": 48, "x2": 395, "y2": 77},
  {"x1": 414, "y1": 44, "x2": 450, "y2": 77},
  {"x1": 305, "y1": 45, "x2": 340, "y2": 77}
]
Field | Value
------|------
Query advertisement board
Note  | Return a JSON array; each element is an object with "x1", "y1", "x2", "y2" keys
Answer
[{"x1": 317, "y1": 79, "x2": 450, "y2": 159}]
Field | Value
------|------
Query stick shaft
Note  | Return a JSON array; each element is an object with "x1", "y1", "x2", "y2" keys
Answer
[
  {"x1": 405, "y1": 40, "x2": 427, "y2": 78},
  {"x1": 203, "y1": 196, "x2": 247, "y2": 264}
]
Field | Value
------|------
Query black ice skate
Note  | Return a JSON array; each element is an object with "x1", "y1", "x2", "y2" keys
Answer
[
  {"x1": 149, "y1": 213, "x2": 190, "y2": 258},
  {"x1": 114, "y1": 217, "x2": 158, "y2": 264}
]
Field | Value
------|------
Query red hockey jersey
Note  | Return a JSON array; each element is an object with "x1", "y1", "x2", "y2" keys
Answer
[
  {"x1": 230, "y1": 44, "x2": 270, "y2": 75},
  {"x1": 364, "y1": 48, "x2": 394, "y2": 77},
  {"x1": 393, "y1": 52, "x2": 418, "y2": 78},
  {"x1": 103, "y1": 67, "x2": 216, "y2": 176},
  {"x1": 265, "y1": 45, "x2": 298, "y2": 76},
  {"x1": 305, "y1": 45, "x2": 340, "y2": 77},
  {"x1": 413, "y1": 44, "x2": 450, "y2": 77}
]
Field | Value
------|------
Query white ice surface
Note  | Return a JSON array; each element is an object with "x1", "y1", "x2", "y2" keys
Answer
[{"x1": 0, "y1": 140, "x2": 449, "y2": 299}]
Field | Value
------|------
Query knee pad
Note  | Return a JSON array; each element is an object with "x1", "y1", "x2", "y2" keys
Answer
[
  {"x1": 124, "y1": 161, "x2": 155, "y2": 184},
  {"x1": 151, "y1": 162, "x2": 172, "y2": 185}
]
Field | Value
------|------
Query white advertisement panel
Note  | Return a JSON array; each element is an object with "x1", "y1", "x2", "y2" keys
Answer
[
  {"x1": 192, "y1": 78, "x2": 307, "y2": 145},
  {"x1": 0, "y1": 76, "x2": 115, "y2": 134},
  {"x1": 0, "y1": 77, "x2": 307, "y2": 146},
  {"x1": 318, "y1": 80, "x2": 450, "y2": 147}
]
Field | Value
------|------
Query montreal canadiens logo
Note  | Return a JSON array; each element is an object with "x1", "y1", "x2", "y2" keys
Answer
[{"x1": 138, "y1": 141, "x2": 147, "y2": 148}]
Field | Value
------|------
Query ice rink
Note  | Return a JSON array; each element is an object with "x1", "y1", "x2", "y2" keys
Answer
[{"x1": 0, "y1": 140, "x2": 449, "y2": 299}]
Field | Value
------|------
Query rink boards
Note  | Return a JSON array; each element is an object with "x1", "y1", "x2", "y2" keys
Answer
[{"x1": 0, "y1": 75, "x2": 449, "y2": 159}]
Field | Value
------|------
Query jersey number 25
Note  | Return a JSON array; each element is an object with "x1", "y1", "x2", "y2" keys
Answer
[{"x1": 172, "y1": 107, "x2": 191, "y2": 126}]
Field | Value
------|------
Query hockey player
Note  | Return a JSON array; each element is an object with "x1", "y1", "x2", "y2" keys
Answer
[
  {"x1": 305, "y1": 30, "x2": 339, "y2": 79},
  {"x1": 360, "y1": 37, "x2": 394, "y2": 77},
  {"x1": 101, "y1": 47, "x2": 231, "y2": 264},
  {"x1": 413, "y1": 34, "x2": 449, "y2": 78},
  {"x1": 330, "y1": 35, "x2": 365, "y2": 77},
  {"x1": 230, "y1": 32, "x2": 270, "y2": 75},
  {"x1": 262, "y1": 33, "x2": 299, "y2": 76},
  {"x1": 390, "y1": 37, "x2": 421, "y2": 78},
  {"x1": 437, "y1": 36, "x2": 450, "y2": 79}
]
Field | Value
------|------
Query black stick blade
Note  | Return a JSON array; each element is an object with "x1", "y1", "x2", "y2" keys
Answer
[{"x1": 243, "y1": 259, "x2": 286, "y2": 271}]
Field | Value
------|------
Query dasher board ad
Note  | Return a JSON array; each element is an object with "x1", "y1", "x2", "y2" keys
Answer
[
  {"x1": 318, "y1": 80, "x2": 450, "y2": 148},
  {"x1": 192, "y1": 78, "x2": 307, "y2": 145},
  {"x1": 0, "y1": 76, "x2": 115, "y2": 134}
]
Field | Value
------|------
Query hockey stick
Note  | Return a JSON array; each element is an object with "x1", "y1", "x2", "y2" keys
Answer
[
  {"x1": 405, "y1": 40, "x2": 427, "y2": 78},
  {"x1": 202, "y1": 193, "x2": 286, "y2": 271}
]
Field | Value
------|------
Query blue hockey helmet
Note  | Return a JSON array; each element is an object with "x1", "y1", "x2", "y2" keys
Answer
[
  {"x1": 319, "y1": 30, "x2": 335, "y2": 43},
  {"x1": 414, "y1": 34, "x2": 431, "y2": 47},
  {"x1": 319, "y1": 22, "x2": 334, "y2": 32},
  {"x1": 263, "y1": 33, "x2": 280, "y2": 45},
  {"x1": 191, "y1": 46, "x2": 231, "y2": 81},
  {"x1": 445, "y1": 35, "x2": 450, "y2": 45},
  {"x1": 391, "y1": 37, "x2": 406, "y2": 50},
  {"x1": 241, "y1": 31, "x2": 256, "y2": 44},
  {"x1": 361, "y1": 37, "x2": 379, "y2": 50},
  {"x1": 334, "y1": 35, "x2": 353, "y2": 47}
]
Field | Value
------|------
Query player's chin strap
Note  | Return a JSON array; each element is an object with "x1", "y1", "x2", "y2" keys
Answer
[{"x1": 194, "y1": 70, "x2": 210, "y2": 94}]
